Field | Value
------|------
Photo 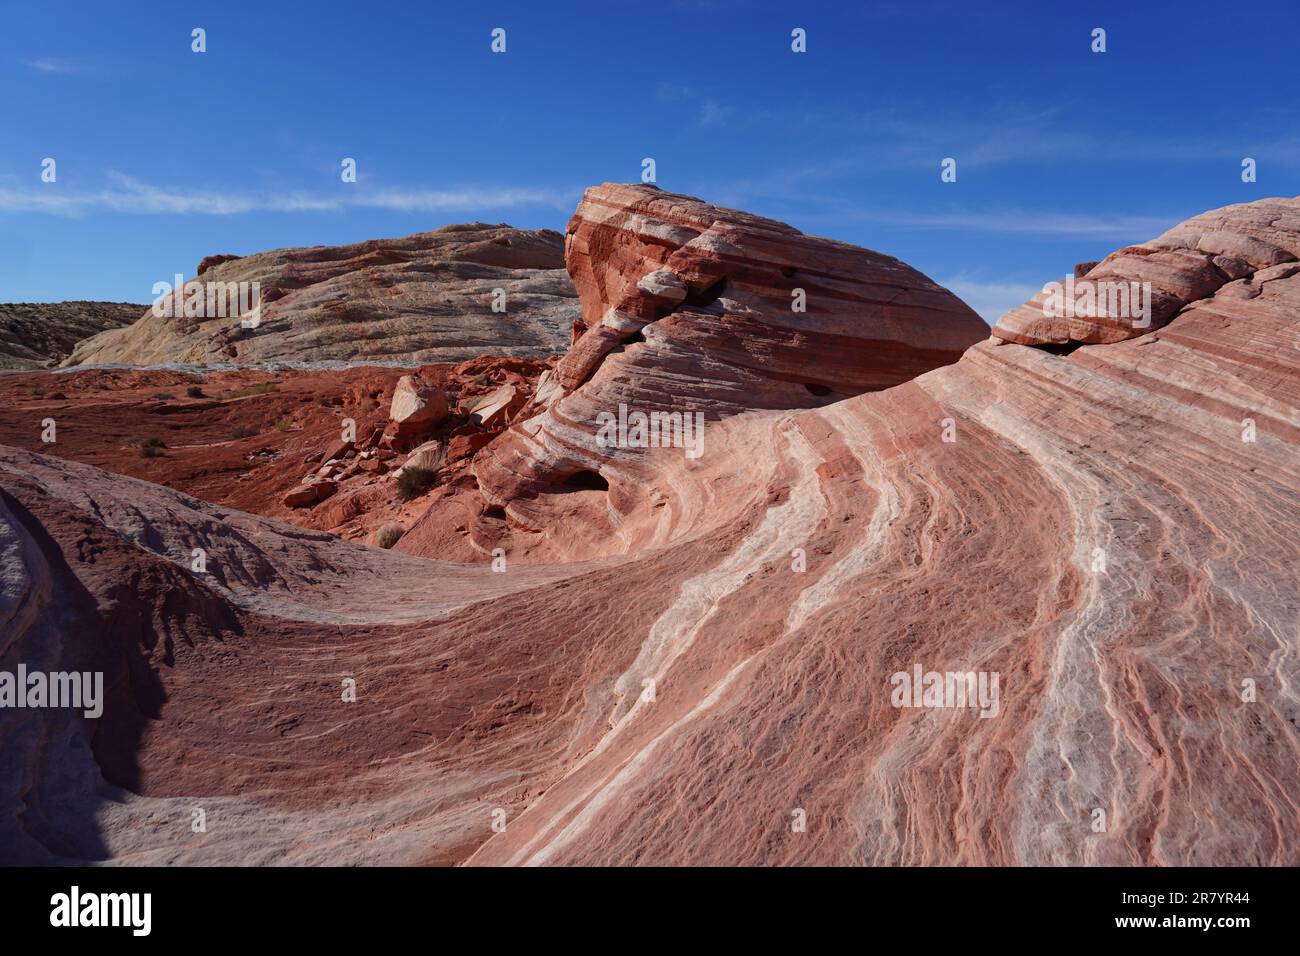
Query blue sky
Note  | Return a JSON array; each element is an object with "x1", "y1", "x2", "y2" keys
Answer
[{"x1": 2, "y1": 0, "x2": 1297, "y2": 322}]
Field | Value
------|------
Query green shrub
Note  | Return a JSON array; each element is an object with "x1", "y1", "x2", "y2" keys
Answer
[
  {"x1": 396, "y1": 466, "x2": 438, "y2": 501},
  {"x1": 186, "y1": 385, "x2": 205, "y2": 398}
]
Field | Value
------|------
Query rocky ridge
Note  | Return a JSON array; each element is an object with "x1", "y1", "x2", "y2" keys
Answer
[
  {"x1": 0, "y1": 301, "x2": 144, "y2": 371},
  {"x1": 63, "y1": 224, "x2": 580, "y2": 367}
]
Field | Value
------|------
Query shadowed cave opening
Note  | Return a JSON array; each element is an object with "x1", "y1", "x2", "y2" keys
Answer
[
  {"x1": 1033, "y1": 340, "x2": 1086, "y2": 356},
  {"x1": 804, "y1": 383, "x2": 834, "y2": 397},
  {"x1": 559, "y1": 470, "x2": 610, "y2": 492},
  {"x1": 684, "y1": 277, "x2": 728, "y2": 309}
]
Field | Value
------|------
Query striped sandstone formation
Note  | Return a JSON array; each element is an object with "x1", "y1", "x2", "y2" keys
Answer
[
  {"x1": 1, "y1": 194, "x2": 1296, "y2": 866},
  {"x1": 400, "y1": 183, "x2": 987, "y2": 557}
]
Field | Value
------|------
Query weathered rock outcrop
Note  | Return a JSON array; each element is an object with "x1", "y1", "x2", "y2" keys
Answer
[
  {"x1": 553, "y1": 182, "x2": 983, "y2": 398},
  {"x1": 0, "y1": 301, "x2": 144, "y2": 370},
  {"x1": 993, "y1": 197, "x2": 1300, "y2": 345},
  {"x1": 0, "y1": 357, "x2": 550, "y2": 543},
  {"x1": 63, "y1": 224, "x2": 580, "y2": 367},
  {"x1": 1, "y1": 195, "x2": 1297, "y2": 867},
  {"x1": 403, "y1": 183, "x2": 987, "y2": 549}
]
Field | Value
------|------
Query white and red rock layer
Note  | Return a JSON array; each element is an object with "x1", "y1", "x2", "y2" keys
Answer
[
  {"x1": 1, "y1": 196, "x2": 1297, "y2": 866},
  {"x1": 63, "y1": 224, "x2": 579, "y2": 367},
  {"x1": 993, "y1": 197, "x2": 1300, "y2": 344},
  {"x1": 401, "y1": 183, "x2": 987, "y2": 556}
]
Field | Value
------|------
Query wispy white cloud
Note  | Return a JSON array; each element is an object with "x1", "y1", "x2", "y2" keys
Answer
[
  {"x1": 0, "y1": 172, "x2": 578, "y2": 217},
  {"x1": 695, "y1": 100, "x2": 734, "y2": 129},
  {"x1": 25, "y1": 56, "x2": 91, "y2": 75},
  {"x1": 656, "y1": 83, "x2": 764, "y2": 131}
]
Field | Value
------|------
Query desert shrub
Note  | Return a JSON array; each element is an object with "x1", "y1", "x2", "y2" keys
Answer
[
  {"x1": 358, "y1": 397, "x2": 378, "y2": 413},
  {"x1": 139, "y1": 436, "x2": 166, "y2": 458},
  {"x1": 274, "y1": 416, "x2": 293, "y2": 431},
  {"x1": 231, "y1": 426, "x2": 256, "y2": 439},
  {"x1": 369, "y1": 523, "x2": 404, "y2": 549},
  {"x1": 396, "y1": 465, "x2": 438, "y2": 501},
  {"x1": 152, "y1": 392, "x2": 175, "y2": 400},
  {"x1": 186, "y1": 385, "x2": 205, "y2": 398}
]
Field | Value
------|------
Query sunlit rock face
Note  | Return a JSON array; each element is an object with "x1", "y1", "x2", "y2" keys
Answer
[
  {"x1": 402, "y1": 183, "x2": 988, "y2": 556},
  {"x1": 1, "y1": 195, "x2": 1297, "y2": 867},
  {"x1": 64, "y1": 224, "x2": 579, "y2": 367},
  {"x1": 992, "y1": 196, "x2": 1300, "y2": 345}
]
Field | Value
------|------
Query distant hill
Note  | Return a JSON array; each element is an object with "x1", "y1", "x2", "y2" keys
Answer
[
  {"x1": 64, "y1": 224, "x2": 579, "y2": 367},
  {"x1": 0, "y1": 301, "x2": 145, "y2": 371}
]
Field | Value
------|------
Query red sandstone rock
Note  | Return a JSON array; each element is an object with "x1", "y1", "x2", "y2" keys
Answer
[
  {"x1": 1, "y1": 194, "x2": 1297, "y2": 870},
  {"x1": 992, "y1": 197, "x2": 1300, "y2": 345},
  {"x1": 388, "y1": 375, "x2": 448, "y2": 441},
  {"x1": 446, "y1": 431, "x2": 496, "y2": 463},
  {"x1": 320, "y1": 437, "x2": 354, "y2": 463},
  {"x1": 466, "y1": 382, "x2": 524, "y2": 428},
  {"x1": 196, "y1": 253, "x2": 242, "y2": 276},
  {"x1": 0, "y1": 358, "x2": 550, "y2": 542},
  {"x1": 283, "y1": 478, "x2": 336, "y2": 507},
  {"x1": 403, "y1": 182, "x2": 988, "y2": 547},
  {"x1": 398, "y1": 440, "x2": 446, "y2": 476}
]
